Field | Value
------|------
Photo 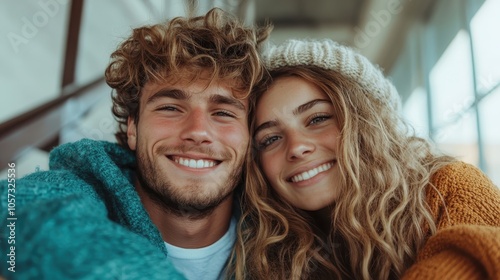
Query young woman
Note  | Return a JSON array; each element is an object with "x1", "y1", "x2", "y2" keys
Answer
[{"x1": 231, "y1": 39, "x2": 500, "y2": 279}]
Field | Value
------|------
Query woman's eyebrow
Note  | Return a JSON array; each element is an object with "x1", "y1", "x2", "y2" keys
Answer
[
  {"x1": 254, "y1": 119, "x2": 279, "y2": 137},
  {"x1": 254, "y1": 99, "x2": 331, "y2": 136},
  {"x1": 293, "y1": 99, "x2": 331, "y2": 116}
]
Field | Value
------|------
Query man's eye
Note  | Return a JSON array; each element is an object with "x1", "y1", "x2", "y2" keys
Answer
[
  {"x1": 157, "y1": 106, "x2": 178, "y2": 111},
  {"x1": 258, "y1": 135, "x2": 281, "y2": 149},
  {"x1": 214, "y1": 110, "x2": 236, "y2": 118}
]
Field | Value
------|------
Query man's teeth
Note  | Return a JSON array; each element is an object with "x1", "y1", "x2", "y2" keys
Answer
[
  {"x1": 174, "y1": 157, "x2": 216, "y2": 168},
  {"x1": 290, "y1": 162, "x2": 334, "y2": 183}
]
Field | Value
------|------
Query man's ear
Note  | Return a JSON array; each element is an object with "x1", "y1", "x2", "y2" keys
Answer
[{"x1": 127, "y1": 116, "x2": 137, "y2": 151}]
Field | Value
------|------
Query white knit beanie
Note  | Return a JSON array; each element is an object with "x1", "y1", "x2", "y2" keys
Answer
[{"x1": 263, "y1": 39, "x2": 401, "y2": 112}]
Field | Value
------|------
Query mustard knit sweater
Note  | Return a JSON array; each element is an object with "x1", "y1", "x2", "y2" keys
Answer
[{"x1": 403, "y1": 162, "x2": 500, "y2": 279}]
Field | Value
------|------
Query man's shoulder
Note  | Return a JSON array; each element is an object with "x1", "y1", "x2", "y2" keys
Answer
[
  {"x1": 46, "y1": 139, "x2": 136, "y2": 188},
  {"x1": 49, "y1": 139, "x2": 134, "y2": 169},
  {"x1": 1, "y1": 139, "x2": 135, "y2": 208},
  {"x1": 0, "y1": 167, "x2": 100, "y2": 212}
]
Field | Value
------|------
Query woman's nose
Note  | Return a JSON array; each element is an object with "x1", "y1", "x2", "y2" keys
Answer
[{"x1": 286, "y1": 132, "x2": 315, "y2": 161}]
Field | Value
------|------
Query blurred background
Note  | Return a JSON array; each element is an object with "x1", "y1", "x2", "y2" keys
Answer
[{"x1": 0, "y1": 0, "x2": 499, "y2": 186}]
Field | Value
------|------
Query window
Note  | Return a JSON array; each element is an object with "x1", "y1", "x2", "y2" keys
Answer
[
  {"x1": 429, "y1": 30, "x2": 479, "y2": 165},
  {"x1": 471, "y1": 0, "x2": 500, "y2": 93},
  {"x1": 394, "y1": 0, "x2": 499, "y2": 186},
  {"x1": 403, "y1": 87, "x2": 429, "y2": 138},
  {"x1": 479, "y1": 89, "x2": 500, "y2": 185},
  {"x1": 471, "y1": 0, "x2": 500, "y2": 185}
]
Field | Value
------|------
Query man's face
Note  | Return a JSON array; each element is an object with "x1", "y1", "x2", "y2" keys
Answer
[{"x1": 127, "y1": 74, "x2": 249, "y2": 217}]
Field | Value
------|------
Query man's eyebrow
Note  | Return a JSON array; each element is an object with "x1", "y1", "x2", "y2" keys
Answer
[
  {"x1": 253, "y1": 120, "x2": 279, "y2": 137},
  {"x1": 209, "y1": 94, "x2": 246, "y2": 111},
  {"x1": 292, "y1": 99, "x2": 331, "y2": 115},
  {"x1": 146, "y1": 89, "x2": 189, "y2": 104}
]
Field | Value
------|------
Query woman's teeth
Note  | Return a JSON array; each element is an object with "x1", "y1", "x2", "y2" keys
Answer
[{"x1": 290, "y1": 162, "x2": 334, "y2": 183}]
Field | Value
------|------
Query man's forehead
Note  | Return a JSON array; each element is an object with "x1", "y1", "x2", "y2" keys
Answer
[
  {"x1": 140, "y1": 79, "x2": 248, "y2": 112},
  {"x1": 142, "y1": 75, "x2": 247, "y2": 102}
]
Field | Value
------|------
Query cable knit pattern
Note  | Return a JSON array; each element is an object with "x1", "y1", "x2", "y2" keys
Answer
[
  {"x1": 263, "y1": 39, "x2": 401, "y2": 112},
  {"x1": 0, "y1": 139, "x2": 185, "y2": 280},
  {"x1": 403, "y1": 162, "x2": 500, "y2": 279}
]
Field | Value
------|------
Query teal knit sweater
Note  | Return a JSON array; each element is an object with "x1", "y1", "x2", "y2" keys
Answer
[{"x1": 0, "y1": 139, "x2": 185, "y2": 279}]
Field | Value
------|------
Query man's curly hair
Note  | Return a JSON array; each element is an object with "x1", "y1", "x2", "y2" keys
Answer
[{"x1": 105, "y1": 8, "x2": 271, "y2": 148}]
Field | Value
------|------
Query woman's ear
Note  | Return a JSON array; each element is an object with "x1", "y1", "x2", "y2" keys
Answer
[{"x1": 127, "y1": 116, "x2": 137, "y2": 151}]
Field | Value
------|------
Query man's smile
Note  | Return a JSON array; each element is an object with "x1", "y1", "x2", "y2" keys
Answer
[{"x1": 169, "y1": 155, "x2": 221, "y2": 169}]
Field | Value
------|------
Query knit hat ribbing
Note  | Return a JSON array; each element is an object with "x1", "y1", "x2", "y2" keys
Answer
[{"x1": 262, "y1": 39, "x2": 401, "y2": 112}]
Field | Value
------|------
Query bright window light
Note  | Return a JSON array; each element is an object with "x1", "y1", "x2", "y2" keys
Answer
[
  {"x1": 471, "y1": 0, "x2": 500, "y2": 94},
  {"x1": 429, "y1": 29, "x2": 478, "y2": 165},
  {"x1": 403, "y1": 87, "x2": 429, "y2": 138},
  {"x1": 429, "y1": 30, "x2": 476, "y2": 143}
]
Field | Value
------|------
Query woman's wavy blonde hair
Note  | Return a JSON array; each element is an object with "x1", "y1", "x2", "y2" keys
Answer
[
  {"x1": 105, "y1": 8, "x2": 271, "y2": 148},
  {"x1": 230, "y1": 65, "x2": 455, "y2": 279}
]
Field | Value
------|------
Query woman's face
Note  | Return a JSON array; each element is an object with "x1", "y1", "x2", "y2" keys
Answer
[{"x1": 254, "y1": 76, "x2": 342, "y2": 211}]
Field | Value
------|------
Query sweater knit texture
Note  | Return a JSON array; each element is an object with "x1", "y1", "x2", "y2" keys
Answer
[
  {"x1": 403, "y1": 162, "x2": 500, "y2": 279},
  {"x1": 1, "y1": 139, "x2": 185, "y2": 279}
]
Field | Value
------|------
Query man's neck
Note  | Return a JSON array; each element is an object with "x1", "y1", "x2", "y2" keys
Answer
[{"x1": 135, "y1": 183, "x2": 234, "y2": 248}]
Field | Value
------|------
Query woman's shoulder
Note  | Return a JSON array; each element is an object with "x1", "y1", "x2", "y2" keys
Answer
[
  {"x1": 411, "y1": 162, "x2": 500, "y2": 279},
  {"x1": 426, "y1": 161, "x2": 500, "y2": 228},
  {"x1": 430, "y1": 161, "x2": 497, "y2": 193}
]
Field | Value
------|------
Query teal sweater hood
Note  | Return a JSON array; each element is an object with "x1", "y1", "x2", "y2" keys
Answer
[{"x1": 1, "y1": 139, "x2": 185, "y2": 279}]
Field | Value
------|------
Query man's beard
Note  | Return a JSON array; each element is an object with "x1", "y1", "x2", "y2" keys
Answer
[{"x1": 135, "y1": 148, "x2": 243, "y2": 220}]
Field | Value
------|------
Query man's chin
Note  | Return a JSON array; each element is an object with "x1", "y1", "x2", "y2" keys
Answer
[
  {"x1": 174, "y1": 192, "x2": 232, "y2": 219},
  {"x1": 136, "y1": 153, "x2": 242, "y2": 218},
  {"x1": 140, "y1": 178, "x2": 235, "y2": 218},
  {"x1": 163, "y1": 190, "x2": 233, "y2": 219}
]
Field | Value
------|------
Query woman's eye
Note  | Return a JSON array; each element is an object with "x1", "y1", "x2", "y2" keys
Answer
[
  {"x1": 259, "y1": 135, "x2": 281, "y2": 149},
  {"x1": 309, "y1": 114, "x2": 332, "y2": 125}
]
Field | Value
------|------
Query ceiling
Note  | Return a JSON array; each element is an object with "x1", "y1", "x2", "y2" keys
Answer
[
  {"x1": 252, "y1": 0, "x2": 437, "y2": 73},
  {"x1": 255, "y1": 0, "x2": 365, "y2": 27},
  {"x1": 0, "y1": 0, "x2": 438, "y2": 127}
]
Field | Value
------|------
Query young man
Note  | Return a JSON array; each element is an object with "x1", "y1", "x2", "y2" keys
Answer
[{"x1": 0, "y1": 8, "x2": 270, "y2": 279}]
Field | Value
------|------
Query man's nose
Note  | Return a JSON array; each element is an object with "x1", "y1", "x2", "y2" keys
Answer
[{"x1": 180, "y1": 109, "x2": 213, "y2": 145}]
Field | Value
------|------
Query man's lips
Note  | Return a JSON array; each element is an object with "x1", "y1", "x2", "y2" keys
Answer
[
  {"x1": 167, "y1": 155, "x2": 221, "y2": 169},
  {"x1": 287, "y1": 160, "x2": 336, "y2": 183}
]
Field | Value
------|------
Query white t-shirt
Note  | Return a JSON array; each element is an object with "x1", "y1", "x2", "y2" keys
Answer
[{"x1": 164, "y1": 217, "x2": 236, "y2": 280}]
